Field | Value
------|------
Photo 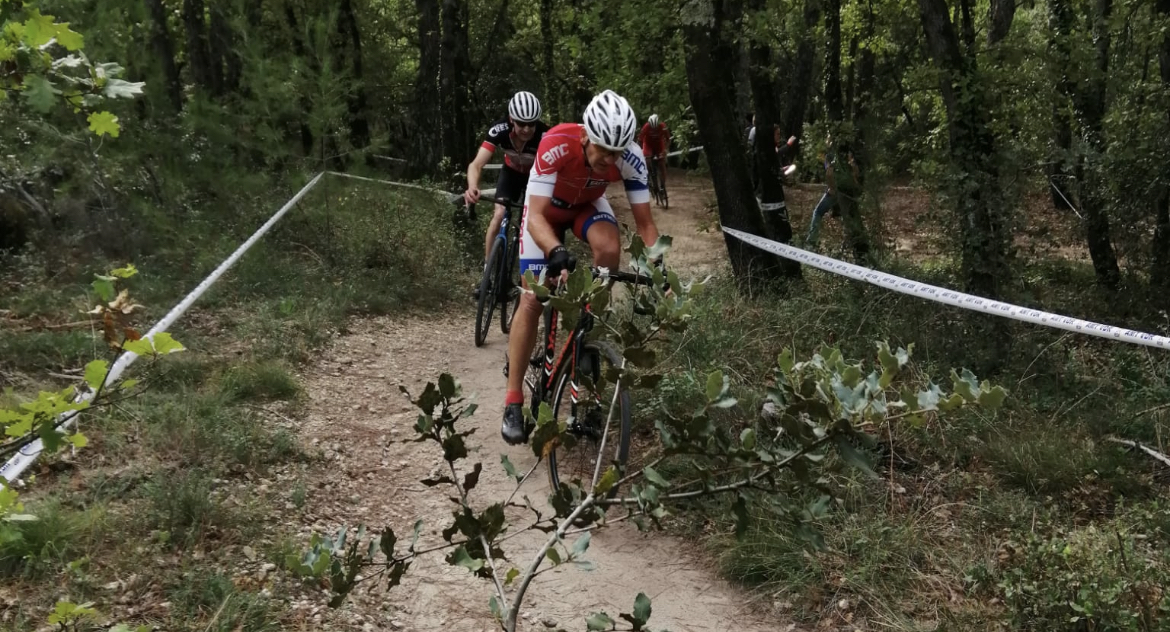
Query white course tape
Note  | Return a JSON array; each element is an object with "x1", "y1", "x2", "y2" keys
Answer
[
  {"x1": 667, "y1": 146, "x2": 704, "y2": 158},
  {"x1": 1, "y1": 173, "x2": 326, "y2": 483},
  {"x1": 722, "y1": 227, "x2": 1170, "y2": 351}
]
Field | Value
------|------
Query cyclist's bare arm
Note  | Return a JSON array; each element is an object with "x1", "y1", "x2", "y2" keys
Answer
[
  {"x1": 525, "y1": 194, "x2": 563, "y2": 255},
  {"x1": 629, "y1": 200, "x2": 660, "y2": 248},
  {"x1": 464, "y1": 146, "x2": 495, "y2": 204}
]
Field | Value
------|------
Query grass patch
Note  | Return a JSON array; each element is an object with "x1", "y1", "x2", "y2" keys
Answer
[
  {"x1": 144, "y1": 471, "x2": 232, "y2": 549},
  {"x1": 169, "y1": 569, "x2": 280, "y2": 632},
  {"x1": 0, "y1": 329, "x2": 101, "y2": 373},
  {"x1": 219, "y1": 360, "x2": 299, "y2": 402},
  {"x1": 0, "y1": 500, "x2": 109, "y2": 579}
]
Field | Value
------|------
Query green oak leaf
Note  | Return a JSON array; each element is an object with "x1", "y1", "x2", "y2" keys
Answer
[{"x1": 87, "y1": 111, "x2": 120, "y2": 137}]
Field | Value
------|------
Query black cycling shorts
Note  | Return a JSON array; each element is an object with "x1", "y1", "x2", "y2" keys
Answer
[{"x1": 494, "y1": 166, "x2": 528, "y2": 206}]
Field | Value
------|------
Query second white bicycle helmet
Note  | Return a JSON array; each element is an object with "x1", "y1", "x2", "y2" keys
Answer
[
  {"x1": 648, "y1": 114, "x2": 660, "y2": 127},
  {"x1": 509, "y1": 91, "x2": 542, "y2": 123},
  {"x1": 583, "y1": 90, "x2": 637, "y2": 151}
]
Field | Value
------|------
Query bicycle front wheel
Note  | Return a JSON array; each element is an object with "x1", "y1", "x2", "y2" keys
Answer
[
  {"x1": 475, "y1": 238, "x2": 504, "y2": 347},
  {"x1": 546, "y1": 341, "x2": 631, "y2": 499},
  {"x1": 499, "y1": 242, "x2": 521, "y2": 335}
]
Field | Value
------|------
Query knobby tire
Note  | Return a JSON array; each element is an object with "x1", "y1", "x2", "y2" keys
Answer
[
  {"x1": 546, "y1": 341, "x2": 632, "y2": 500},
  {"x1": 475, "y1": 238, "x2": 504, "y2": 347}
]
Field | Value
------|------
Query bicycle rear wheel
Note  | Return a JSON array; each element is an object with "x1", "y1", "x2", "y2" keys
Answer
[
  {"x1": 546, "y1": 341, "x2": 631, "y2": 499},
  {"x1": 474, "y1": 238, "x2": 504, "y2": 347},
  {"x1": 647, "y1": 163, "x2": 662, "y2": 207}
]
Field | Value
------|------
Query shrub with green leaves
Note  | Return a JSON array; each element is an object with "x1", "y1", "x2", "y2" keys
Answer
[{"x1": 993, "y1": 526, "x2": 1170, "y2": 631}]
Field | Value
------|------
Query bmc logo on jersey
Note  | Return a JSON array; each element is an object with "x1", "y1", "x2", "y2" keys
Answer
[
  {"x1": 489, "y1": 123, "x2": 509, "y2": 137},
  {"x1": 541, "y1": 143, "x2": 569, "y2": 167},
  {"x1": 585, "y1": 177, "x2": 610, "y2": 188},
  {"x1": 622, "y1": 151, "x2": 646, "y2": 174}
]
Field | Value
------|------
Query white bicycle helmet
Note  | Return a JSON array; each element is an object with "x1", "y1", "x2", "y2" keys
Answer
[
  {"x1": 508, "y1": 91, "x2": 542, "y2": 123},
  {"x1": 582, "y1": 90, "x2": 637, "y2": 151},
  {"x1": 648, "y1": 114, "x2": 660, "y2": 127}
]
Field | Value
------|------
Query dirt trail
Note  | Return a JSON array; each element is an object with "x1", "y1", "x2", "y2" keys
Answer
[{"x1": 293, "y1": 171, "x2": 791, "y2": 631}]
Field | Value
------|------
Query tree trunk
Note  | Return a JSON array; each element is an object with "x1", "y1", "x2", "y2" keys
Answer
[
  {"x1": 337, "y1": 0, "x2": 371, "y2": 150},
  {"x1": 283, "y1": 3, "x2": 315, "y2": 156},
  {"x1": 851, "y1": 0, "x2": 876, "y2": 180},
  {"x1": 1077, "y1": 0, "x2": 1121, "y2": 288},
  {"x1": 959, "y1": 0, "x2": 976, "y2": 54},
  {"x1": 988, "y1": 0, "x2": 1017, "y2": 44},
  {"x1": 1046, "y1": 0, "x2": 1076, "y2": 211},
  {"x1": 1151, "y1": 0, "x2": 1170, "y2": 292},
  {"x1": 1048, "y1": 0, "x2": 1120, "y2": 288},
  {"x1": 783, "y1": 0, "x2": 820, "y2": 139},
  {"x1": 747, "y1": 0, "x2": 800, "y2": 266},
  {"x1": 918, "y1": 0, "x2": 1010, "y2": 299},
  {"x1": 415, "y1": 0, "x2": 443, "y2": 174},
  {"x1": 540, "y1": 0, "x2": 557, "y2": 116},
  {"x1": 440, "y1": 0, "x2": 475, "y2": 171},
  {"x1": 844, "y1": 36, "x2": 858, "y2": 118},
  {"x1": 683, "y1": 0, "x2": 792, "y2": 284},
  {"x1": 823, "y1": 0, "x2": 844, "y2": 123},
  {"x1": 145, "y1": 0, "x2": 183, "y2": 112},
  {"x1": 182, "y1": 0, "x2": 215, "y2": 93},
  {"x1": 206, "y1": 5, "x2": 229, "y2": 96}
]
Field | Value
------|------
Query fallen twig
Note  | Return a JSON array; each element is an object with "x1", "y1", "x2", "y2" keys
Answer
[{"x1": 1107, "y1": 437, "x2": 1170, "y2": 468}]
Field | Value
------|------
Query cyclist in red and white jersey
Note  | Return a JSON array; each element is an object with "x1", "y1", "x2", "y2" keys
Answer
[
  {"x1": 500, "y1": 89, "x2": 660, "y2": 445},
  {"x1": 639, "y1": 114, "x2": 671, "y2": 189},
  {"x1": 464, "y1": 91, "x2": 548, "y2": 279}
]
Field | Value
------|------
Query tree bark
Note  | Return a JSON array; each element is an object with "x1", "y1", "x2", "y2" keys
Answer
[
  {"x1": 959, "y1": 0, "x2": 976, "y2": 55},
  {"x1": 440, "y1": 0, "x2": 475, "y2": 171},
  {"x1": 1151, "y1": 0, "x2": 1170, "y2": 292},
  {"x1": 1048, "y1": 0, "x2": 1120, "y2": 288},
  {"x1": 844, "y1": 36, "x2": 859, "y2": 118},
  {"x1": 783, "y1": 0, "x2": 820, "y2": 139},
  {"x1": 988, "y1": 0, "x2": 1017, "y2": 44},
  {"x1": 206, "y1": 4, "x2": 230, "y2": 96},
  {"x1": 145, "y1": 0, "x2": 183, "y2": 112},
  {"x1": 182, "y1": 0, "x2": 215, "y2": 93},
  {"x1": 824, "y1": 0, "x2": 844, "y2": 123},
  {"x1": 1077, "y1": 0, "x2": 1121, "y2": 288},
  {"x1": 683, "y1": 0, "x2": 792, "y2": 284},
  {"x1": 415, "y1": 0, "x2": 443, "y2": 174},
  {"x1": 283, "y1": 3, "x2": 315, "y2": 156},
  {"x1": 747, "y1": 0, "x2": 801, "y2": 267},
  {"x1": 337, "y1": 0, "x2": 372, "y2": 150},
  {"x1": 918, "y1": 0, "x2": 1010, "y2": 299},
  {"x1": 540, "y1": 0, "x2": 557, "y2": 116}
]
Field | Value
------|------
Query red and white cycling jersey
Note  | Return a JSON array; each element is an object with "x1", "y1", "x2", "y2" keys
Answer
[
  {"x1": 527, "y1": 123, "x2": 650, "y2": 208},
  {"x1": 639, "y1": 122, "x2": 671, "y2": 156},
  {"x1": 517, "y1": 123, "x2": 651, "y2": 273}
]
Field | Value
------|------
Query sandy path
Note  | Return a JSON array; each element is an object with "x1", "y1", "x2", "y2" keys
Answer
[{"x1": 292, "y1": 171, "x2": 792, "y2": 631}]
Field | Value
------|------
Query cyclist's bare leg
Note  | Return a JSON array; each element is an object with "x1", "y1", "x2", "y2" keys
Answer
[
  {"x1": 483, "y1": 203, "x2": 506, "y2": 263},
  {"x1": 505, "y1": 276, "x2": 543, "y2": 395},
  {"x1": 585, "y1": 220, "x2": 621, "y2": 270},
  {"x1": 657, "y1": 156, "x2": 668, "y2": 188}
]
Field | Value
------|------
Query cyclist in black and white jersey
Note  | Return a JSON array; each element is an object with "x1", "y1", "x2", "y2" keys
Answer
[{"x1": 464, "y1": 91, "x2": 549, "y2": 285}]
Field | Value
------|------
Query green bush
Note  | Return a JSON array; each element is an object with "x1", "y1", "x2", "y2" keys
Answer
[{"x1": 993, "y1": 526, "x2": 1170, "y2": 631}]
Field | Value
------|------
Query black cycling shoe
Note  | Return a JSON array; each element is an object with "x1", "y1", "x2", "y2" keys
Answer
[{"x1": 501, "y1": 403, "x2": 528, "y2": 445}]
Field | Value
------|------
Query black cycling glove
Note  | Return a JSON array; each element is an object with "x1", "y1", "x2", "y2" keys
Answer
[{"x1": 546, "y1": 245, "x2": 577, "y2": 277}]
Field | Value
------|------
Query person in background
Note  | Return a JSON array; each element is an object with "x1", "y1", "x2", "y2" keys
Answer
[
  {"x1": 805, "y1": 132, "x2": 858, "y2": 248},
  {"x1": 463, "y1": 91, "x2": 548, "y2": 293}
]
